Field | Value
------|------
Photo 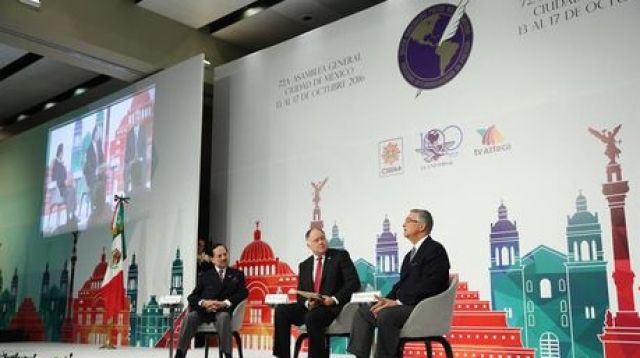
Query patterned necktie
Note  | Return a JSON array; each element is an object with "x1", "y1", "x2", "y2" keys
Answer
[
  {"x1": 314, "y1": 256, "x2": 323, "y2": 293},
  {"x1": 409, "y1": 247, "x2": 417, "y2": 262},
  {"x1": 218, "y1": 268, "x2": 225, "y2": 281}
]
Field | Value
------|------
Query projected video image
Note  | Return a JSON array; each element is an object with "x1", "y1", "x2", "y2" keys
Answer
[{"x1": 42, "y1": 86, "x2": 155, "y2": 236}]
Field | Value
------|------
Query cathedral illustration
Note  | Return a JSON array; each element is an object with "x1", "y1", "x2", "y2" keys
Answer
[{"x1": 489, "y1": 196, "x2": 609, "y2": 357}]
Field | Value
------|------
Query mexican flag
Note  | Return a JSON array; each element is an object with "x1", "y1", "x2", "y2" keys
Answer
[{"x1": 100, "y1": 197, "x2": 127, "y2": 323}]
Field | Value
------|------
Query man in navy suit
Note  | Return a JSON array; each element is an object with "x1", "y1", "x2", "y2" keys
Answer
[
  {"x1": 347, "y1": 209, "x2": 450, "y2": 358},
  {"x1": 273, "y1": 227, "x2": 360, "y2": 358},
  {"x1": 175, "y1": 244, "x2": 248, "y2": 358}
]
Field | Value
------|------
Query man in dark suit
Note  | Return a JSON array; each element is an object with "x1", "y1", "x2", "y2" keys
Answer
[
  {"x1": 83, "y1": 126, "x2": 105, "y2": 219},
  {"x1": 175, "y1": 244, "x2": 248, "y2": 358},
  {"x1": 273, "y1": 227, "x2": 360, "y2": 358},
  {"x1": 124, "y1": 116, "x2": 147, "y2": 194},
  {"x1": 347, "y1": 209, "x2": 450, "y2": 358}
]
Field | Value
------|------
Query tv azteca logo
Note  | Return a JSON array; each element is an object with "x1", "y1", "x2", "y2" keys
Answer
[
  {"x1": 474, "y1": 125, "x2": 512, "y2": 156},
  {"x1": 398, "y1": 0, "x2": 473, "y2": 96}
]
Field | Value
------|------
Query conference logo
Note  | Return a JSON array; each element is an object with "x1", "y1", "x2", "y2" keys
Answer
[
  {"x1": 398, "y1": 0, "x2": 473, "y2": 96},
  {"x1": 416, "y1": 125, "x2": 463, "y2": 169},
  {"x1": 379, "y1": 138, "x2": 404, "y2": 177},
  {"x1": 474, "y1": 125, "x2": 512, "y2": 156}
]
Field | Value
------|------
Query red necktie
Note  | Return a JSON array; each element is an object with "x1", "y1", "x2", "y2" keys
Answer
[{"x1": 314, "y1": 256, "x2": 323, "y2": 293}]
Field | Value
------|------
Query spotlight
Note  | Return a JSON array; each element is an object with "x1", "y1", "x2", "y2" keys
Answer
[
  {"x1": 17, "y1": 114, "x2": 29, "y2": 121},
  {"x1": 73, "y1": 87, "x2": 87, "y2": 96},
  {"x1": 243, "y1": 6, "x2": 265, "y2": 18},
  {"x1": 18, "y1": 0, "x2": 41, "y2": 8},
  {"x1": 44, "y1": 102, "x2": 56, "y2": 110},
  {"x1": 203, "y1": 59, "x2": 211, "y2": 67}
]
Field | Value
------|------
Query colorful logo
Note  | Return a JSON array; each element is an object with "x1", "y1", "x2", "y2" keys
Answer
[
  {"x1": 477, "y1": 125, "x2": 504, "y2": 145},
  {"x1": 379, "y1": 138, "x2": 404, "y2": 177},
  {"x1": 416, "y1": 125, "x2": 463, "y2": 163},
  {"x1": 398, "y1": 1, "x2": 473, "y2": 92},
  {"x1": 474, "y1": 125, "x2": 511, "y2": 156}
]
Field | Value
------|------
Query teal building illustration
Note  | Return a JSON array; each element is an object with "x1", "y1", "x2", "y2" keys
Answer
[
  {"x1": 489, "y1": 194, "x2": 609, "y2": 358},
  {"x1": 127, "y1": 253, "x2": 139, "y2": 346},
  {"x1": 328, "y1": 222, "x2": 344, "y2": 250},
  {"x1": 38, "y1": 262, "x2": 68, "y2": 341},
  {"x1": 170, "y1": 248, "x2": 183, "y2": 295},
  {"x1": 138, "y1": 295, "x2": 169, "y2": 347},
  {"x1": 0, "y1": 267, "x2": 18, "y2": 328},
  {"x1": 564, "y1": 192, "x2": 608, "y2": 357},
  {"x1": 354, "y1": 258, "x2": 376, "y2": 292}
]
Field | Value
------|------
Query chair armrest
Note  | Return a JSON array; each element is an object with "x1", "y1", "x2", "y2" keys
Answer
[
  {"x1": 327, "y1": 301, "x2": 359, "y2": 335},
  {"x1": 231, "y1": 299, "x2": 247, "y2": 331}
]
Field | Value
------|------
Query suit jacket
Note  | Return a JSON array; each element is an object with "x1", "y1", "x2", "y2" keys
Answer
[
  {"x1": 124, "y1": 124, "x2": 147, "y2": 190},
  {"x1": 297, "y1": 248, "x2": 360, "y2": 312},
  {"x1": 83, "y1": 139, "x2": 104, "y2": 188},
  {"x1": 51, "y1": 159, "x2": 67, "y2": 197},
  {"x1": 187, "y1": 266, "x2": 248, "y2": 322},
  {"x1": 387, "y1": 236, "x2": 450, "y2": 306}
]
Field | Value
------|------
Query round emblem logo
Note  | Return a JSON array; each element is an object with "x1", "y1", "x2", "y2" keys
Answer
[{"x1": 398, "y1": 3, "x2": 473, "y2": 90}]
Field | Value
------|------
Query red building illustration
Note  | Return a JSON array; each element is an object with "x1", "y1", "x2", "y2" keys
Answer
[
  {"x1": 401, "y1": 276, "x2": 534, "y2": 357},
  {"x1": 9, "y1": 298, "x2": 45, "y2": 341},
  {"x1": 69, "y1": 249, "x2": 130, "y2": 345},
  {"x1": 234, "y1": 222, "x2": 298, "y2": 351},
  {"x1": 590, "y1": 125, "x2": 640, "y2": 357}
]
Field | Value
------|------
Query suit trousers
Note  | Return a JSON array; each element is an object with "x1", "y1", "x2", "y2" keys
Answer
[
  {"x1": 177, "y1": 310, "x2": 232, "y2": 355},
  {"x1": 273, "y1": 303, "x2": 337, "y2": 358},
  {"x1": 347, "y1": 304, "x2": 414, "y2": 358}
]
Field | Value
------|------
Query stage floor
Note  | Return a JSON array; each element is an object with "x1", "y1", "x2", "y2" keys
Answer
[{"x1": 0, "y1": 342, "x2": 354, "y2": 358}]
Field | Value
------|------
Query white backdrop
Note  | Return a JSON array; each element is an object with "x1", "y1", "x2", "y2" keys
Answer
[{"x1": 216, "y1": 0, "x2": 640, "y2": 315}]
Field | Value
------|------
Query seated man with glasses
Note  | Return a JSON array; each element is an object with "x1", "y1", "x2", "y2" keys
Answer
[{"x1": 347, "y1": 209, "x2": 450, "y2": 358}]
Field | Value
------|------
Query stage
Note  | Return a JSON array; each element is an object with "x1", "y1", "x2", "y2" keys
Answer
[{"x1": 0, "y1": 342, "x2": 355, "y2": 358}]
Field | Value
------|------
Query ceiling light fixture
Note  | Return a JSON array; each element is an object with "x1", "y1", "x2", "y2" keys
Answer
[
  {"x1": 16, "y1": 114, "x2": 29, "y2": 122},
  {"x1": 18, "y1": 0, "x2": 41, "y2": 9},
  {"x1": 73, "y1": 87, "x2": 87, "y2": 96},
  {"x1": 44, "y1": 102, "x2": 56, "y2": 110},
  {"x1": 203, "y1": 59, "x2": 211, "y2": 67},
  {"x1": 244, "y1": 6, "x2": 265, "y2": 18}
]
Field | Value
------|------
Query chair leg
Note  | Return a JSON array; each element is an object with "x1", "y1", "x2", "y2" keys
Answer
[
  {"x1": 431, "y1": 336, "x2": 453, "y2": 358},
  {"x1": 233, "y1": 331, "x2": 243, "y2": 358},
  {"x1": 425, "y1": 339, "x2": 433, "y2": 358},
  {"x1": 293, "y1": 333, "x2": 308, "y2": 358},
  {"x1": 205, "y1": 334, "x2": 210, "y2": 358},
  {"x1": 397, "y1": 340, "x2": 405, "y2": 357}
]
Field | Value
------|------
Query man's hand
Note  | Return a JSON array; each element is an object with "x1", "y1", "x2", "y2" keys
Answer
[
  {"x1": 201, "y1": 299, "x2": 217, "y2": 312},
  {"x1": 307, "y1": 296, "x2": 336, "y2": 310},
  {"x1": 370, "y1": 295, "x2": 398, "y2": 317}
]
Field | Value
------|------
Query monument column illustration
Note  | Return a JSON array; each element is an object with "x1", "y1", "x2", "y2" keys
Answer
[
  {"x1": 310, "y1": 178, "x2": 328, "y2": 230},
  {"x1": 590, "y1": 125, "x2": 640, "y2": 356}
]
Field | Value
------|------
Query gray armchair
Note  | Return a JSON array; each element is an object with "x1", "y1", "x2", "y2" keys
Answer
[
  {"x1": 293, "y1": 301, "x2": 360, "y2": 358},
  {"x1": 397, "y1": 276, "x2": 459, "y2": 358},
  {"x1": 197, "y1": 299, "x2": 247, "y2": 358}
]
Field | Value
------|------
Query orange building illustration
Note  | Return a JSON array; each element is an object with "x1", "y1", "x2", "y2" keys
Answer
[
  {"x1": 70, "y1": 249, "x2": 130, "y2": 345},
  {"x1": 235, "y1": 222, "x2": 298, "y2": 351}
]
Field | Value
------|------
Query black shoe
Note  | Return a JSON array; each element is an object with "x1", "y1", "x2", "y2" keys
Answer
[
  {"x1": 174, "y1": 349, "x2": 185, "y2": 358},
  {"x1": 223, "y1": 353, "x2": 232, "y2": 358}
]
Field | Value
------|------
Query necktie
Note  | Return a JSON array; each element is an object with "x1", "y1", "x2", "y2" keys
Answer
[
  {"x1": 218, "y1": 268, "x2": 225, "y2": 281},
  {"x1": 314, "y1": 256, "x2": 323, "y2": 293},
  {"x1": 409, "y1": 247, "x2": 417, "y2": 262}
]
